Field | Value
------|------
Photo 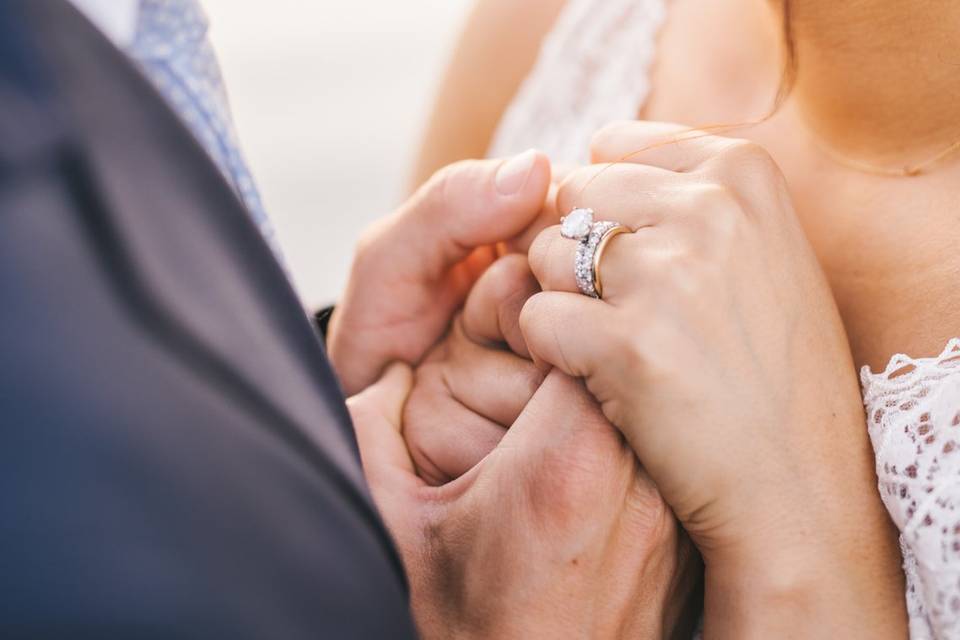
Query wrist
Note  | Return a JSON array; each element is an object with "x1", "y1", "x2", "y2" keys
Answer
[
  {"x1": 704, "y1": 544, "x2": 826, "y2": 638},
  {"x1": 702, "y1": 518, "x2": 906, "y2": 639}
]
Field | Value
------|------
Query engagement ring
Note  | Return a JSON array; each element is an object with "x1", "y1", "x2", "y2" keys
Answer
[
  {"x1": 565, "y1": 211, "x2": 631, "y2": 299},
  {"x1": 560, "y1": 207, "x2": 595, "y2": 241}
]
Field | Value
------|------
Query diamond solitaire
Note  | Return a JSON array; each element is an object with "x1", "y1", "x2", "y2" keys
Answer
[{"x1": 561, "y1": 207, "x2": 594, "y2": 240}]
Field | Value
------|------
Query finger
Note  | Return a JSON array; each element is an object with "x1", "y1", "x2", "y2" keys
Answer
[
  {"x1": 551, "y1": 163, "x2": 580, "y2": 185},
  {"x1": 526, "y1": 226, "x2": 576, "y2": 294},
  {"x1": 443, "y1": 318, "x2": 546, "y2": 425},
  {"x1": 461, "y1": 254, "x2": 539, "y2": 357},
  {"x1": 527, "y1": 224, "x2": 660, "y2": 300},
  {"x1": 394, "y1": 150, "x2": 551, "y2": 273},
  {"x1": 554, "y1": 163, "x2": 680, "y2": 224},
  {"x1": 494, "y1": 369, "x2": 631, "y2": 503},
  {"x1": 403, "y1": 364, "x2": 508, "y2": 486},
  {"x1": 519, "y1": 291, "x2": 616, "y2": 378},
  {"x1": 502, "y1": 369, "x2": 609, "y2": 445},
  {"x1": 501, "y1": 162, "x2": 579, "y2": 254},
  {"x1": 589, "y1": 120, "x2": 745, "y2": 171},
  {"x1": 347, "y1": 362, "x2": 419, "y2": 487}
]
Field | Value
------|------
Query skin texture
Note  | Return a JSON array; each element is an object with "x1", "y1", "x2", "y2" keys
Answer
[
  {"x1": 399, "y1": 164, "x2": 580, "y2": 485},
  {"x1": 643, "y1": 0, "x2": 960, "y2": 373},
  {"x1": 344, "y1": 2, "x2": 960, "y2": 632},
  {"x1": 402, "y1": 255, "x2": 544, "y2": 485},
  {"x1": 349, "y1": 363, "x2": 701, "y2": 640},
  {"x1": 336, "y1": 159, "x2": 699, "y2": 637},
  {"x1": 520, "y1": 121, "x2": 907, "y2": 637}
]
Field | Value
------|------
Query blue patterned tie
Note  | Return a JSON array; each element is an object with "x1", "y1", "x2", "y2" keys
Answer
[{"x1": 127, "y1": 0, "x2": 284, "y2": 263}]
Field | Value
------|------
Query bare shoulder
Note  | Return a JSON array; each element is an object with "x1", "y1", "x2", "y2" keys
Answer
[{"x1": 410, "y1": 0, "x2": 568, "y2": 190}]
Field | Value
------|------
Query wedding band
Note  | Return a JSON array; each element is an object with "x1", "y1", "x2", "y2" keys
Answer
[
  {"x1": 574, "y1": 220, "x2": 631, "y2": 298},
  {"x1": 592, "y1": 224, "x2": 631, "y2": 299}
]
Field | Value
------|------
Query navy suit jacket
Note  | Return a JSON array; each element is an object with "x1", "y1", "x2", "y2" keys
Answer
[{"x1": 0, "y1": 1, "x2": 417, "y2": 637}]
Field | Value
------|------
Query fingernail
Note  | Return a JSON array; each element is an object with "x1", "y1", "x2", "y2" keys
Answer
[{"x1": 496, "y1": 149, "x2": 539, "y2": 195}]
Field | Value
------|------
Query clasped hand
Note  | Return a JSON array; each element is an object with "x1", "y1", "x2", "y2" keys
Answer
[
  {"x1": 333, "y1": 149, "x2": 698, "y2": 639},
  {"x1": 333, "y1": 122, "x2": 907, "y2": 639}
]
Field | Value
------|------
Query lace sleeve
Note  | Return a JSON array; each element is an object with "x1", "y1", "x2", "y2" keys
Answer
[
  {"x1": 862, "y1": 338, "x2": 960, "y2": 639},
  {"x1": 487, "y1": 0, "x2": 667, "y2": 166}
]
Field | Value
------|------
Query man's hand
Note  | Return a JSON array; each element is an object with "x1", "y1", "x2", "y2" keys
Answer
[
  {"x1": 329, "y1": 150, "x2": 551, "y2": 395},
  {"x1": 349, "y1": 364, "x2": 701, "y2": 640},
  {"x1": 402, "y1": 254, "x2": 543, "y2": 485},
  {"x1": 347, "y1": 253, "x2": 702, "y2": 639},
  {"x1": 390, "y1": 164, "x2": 580, "y2": 485}
]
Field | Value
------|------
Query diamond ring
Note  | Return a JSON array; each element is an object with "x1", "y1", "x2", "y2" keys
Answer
[
  {"x1": 560, "y1": 207, "x2": 595, "y2": 241},
  {"x1": 571, "y1": 217, "x2": 632, "y2": 299}
]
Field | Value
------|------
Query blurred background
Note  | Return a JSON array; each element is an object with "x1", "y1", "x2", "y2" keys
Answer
[{"x1": 204, "y1": 0, "x2": 474, "y2": 309}]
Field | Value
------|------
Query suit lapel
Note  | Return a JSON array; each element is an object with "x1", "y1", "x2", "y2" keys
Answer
[{"x1": 18, "y1": 0, "x2": 388, "y2": 542}]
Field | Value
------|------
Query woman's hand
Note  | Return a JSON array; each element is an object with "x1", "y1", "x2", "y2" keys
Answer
[{"x1": 520, "y1": 122, "x2": 906, "y2": 637}]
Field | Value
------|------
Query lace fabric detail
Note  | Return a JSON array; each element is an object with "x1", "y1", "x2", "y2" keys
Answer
[
  {"x1": 862, "y1": 338, "x2": 960, "y2": 639},
  {"x1": 487, "y1": 0, "x2": 668, "y2": 166}
]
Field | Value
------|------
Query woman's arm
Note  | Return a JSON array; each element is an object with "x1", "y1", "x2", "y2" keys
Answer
[
  {"x1": 521, "y1": 121, "x2": 908, "y2": 637},
  {"x1": 409, "y1": 0, "x2": 567, "y2": 191}
]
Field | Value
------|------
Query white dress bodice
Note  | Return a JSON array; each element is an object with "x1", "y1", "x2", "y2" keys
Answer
[
  {"x1": 488, "y1": 0, "x2": 667, "y2": 166},
  {"x1": 863, "y1": 340, "x2": 960, "y2": 639},
  {"x1": 490, "y1": 1, "x2": 960, "y2": 637}
]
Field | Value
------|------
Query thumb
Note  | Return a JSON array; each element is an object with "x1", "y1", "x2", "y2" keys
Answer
[
  {"x1": 501, "y1": 161, "x2": 579, "y2": 255},
  {"x1": 392, "y1": 150, "x2": 551, "y2": 276},
  {"x1": 347, "y1": 362, "x2": 418, "y2": 488}
]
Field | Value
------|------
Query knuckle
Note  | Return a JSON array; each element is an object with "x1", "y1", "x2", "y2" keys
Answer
[
  {"x1": 717, "y1": 138, "x2": 765, "y2": 161},
  {"x1": 623, "y1": 469, "x2": 674, "y2": 540},
  {"x1": 679, "y1": 182, "x2": 745, "y2": 241},
  {"x1": 486, "y1": 254, "x2": 534, "y2": 302},
  {"x1": 710, "y1": 138, "x2": 779, "y2": 178},
  {"x1": 421, "y1": 161, "x2": 457, "y2": 208},
  {"x1": 680, "y1": 183, "x2": 751, "y2": 259},
  {"x1": 519, "y1": 291, "x2": 556, "y2": 346},
  {"x1": 423, "y1": 158, "x2": 490, "y2": 212},
  {"x1": 649, "y1": 238, "x2": 717, "y2": 301},
  {"x1": 554, "y1": 167, "x2": 594, "y2": 213},
  {"x1": 428, "y1": 158, "x2": 475, "y2": 189},
  {"x1": 589, "y1": 120, "x2": 636, "y2": 158},
  {"x1": 632, "y1": 494, "x2": 675, "y2": 551},
  {"x1": 688, "y1": 181, "x2": 739, "y2": 213},
  {"x1": 345, "y1": 397, "x2": 376, "y2": 429},
  {"x1": 497, "y1": 292, "x2": 532, "y2": 347},
  {"x1": 352, "y1": 218, "x2": 391, "y2": 266},
  {"x1": 430, "y1": 160, "x2": 465, "y2": 208},
  {"x1": 518, "y1": 363, "x2": 548, "y2": 399},
  {"x1": 402, "y1": 389, "x2": 450, "y2": 486},
  {"x1": 518, "y1": 291, "x2": 544, "y2": 334}
]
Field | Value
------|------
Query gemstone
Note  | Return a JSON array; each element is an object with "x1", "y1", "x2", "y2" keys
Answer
[{"x1": 561, "y1": 208, "x2": 594, "y2": 240}]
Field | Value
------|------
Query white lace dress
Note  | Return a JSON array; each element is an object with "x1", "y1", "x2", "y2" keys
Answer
[{"x1": 489, "y1": 1, "x2": 960, "y2": 637}]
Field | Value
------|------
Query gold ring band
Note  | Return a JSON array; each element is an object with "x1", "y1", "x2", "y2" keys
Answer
[{"x1": 591, "y1": 224, "x2": 632, "y2": 299}]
